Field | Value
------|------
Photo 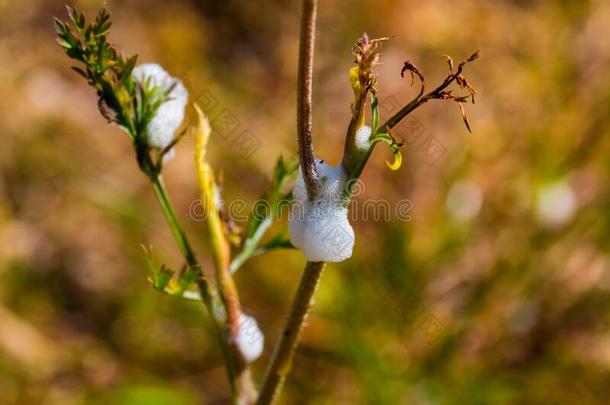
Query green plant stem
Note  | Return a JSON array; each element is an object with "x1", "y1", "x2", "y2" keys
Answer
[
  {"x1": 151, "y1": 175, "x2": 200, "y2": 272},
  {"x1": 150, "y1": 173, "x2": 240, "y2": 403},
  {"x1": 379, "y1": 96, "x2": 424, "y2": 134},
  {"x1": 229, "y1": 217, "x2": 272, "y2": 273},
  {"x1": 256, "y1": 261, "x2": 326, "y2": 404}
]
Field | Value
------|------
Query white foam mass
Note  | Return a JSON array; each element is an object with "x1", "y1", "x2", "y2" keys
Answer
[
  {"x1": 536, "y1": 180, "x2": 576, "y2": 227},
  {"x1": 235, "y1": 313, "x2": 264, "y2": 363},
  {"x1": 132, "y1": 64, "x2": 188, "y2": 149},
  {"x1": 446, "y1": 180, "x2": 483, "y2": 222},
  {"x1": 288, "y1": 160, "x2": 355, "y2": 262},
  {"x1": 354, "y1": 125, "x2": 372, "y2": 151}
]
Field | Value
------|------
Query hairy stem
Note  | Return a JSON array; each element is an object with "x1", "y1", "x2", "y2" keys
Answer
[
  {"x1": 256, "y1": 261, "x2": 326, "y2": 404},
  {"x1": 297, "y1": 0, "x2": 318, "y2": 201},
  {"x1": 257, "y1": 1, "x2": 325, "y2": 402}
]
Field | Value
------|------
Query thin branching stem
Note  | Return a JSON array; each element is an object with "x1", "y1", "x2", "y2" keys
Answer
[
  {"x1": 256, "y1": 261, "x2": 326, "y2": 404},
  {"x1": 150, "y1": 173, "x2": 240, "y2": 402},
  {"x1": 381, "y1": 57, "x2": 473, "y2": 132},
  {"x1": 348, "y1": 55, "x2": 477, "y2": 185},
  {"x1": 297, "y1": 0, "x2": 318, "y2": 201},
  {"x1": 229, "y1": 216, "x2": 272, "y2": 273}
]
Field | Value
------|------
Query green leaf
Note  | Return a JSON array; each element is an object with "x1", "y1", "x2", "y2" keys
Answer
[
  {"x1": 252, "y1": 234, "x2": 295, "y2": 257},
  {"x1": 66, "y1": 6, "x2": 79, "y2": 27},
  {"x1": 120, "y1": 55, "x2": 138, "y2": 85},
  {"x1": 371, "y1": 132, "x2": 403, "y2": 171},
  {"x1": 55, "y1": 5, "x2": 140, "y2": 140},
  {"x1": 152, "y1": 265, "x2": 174, "y2": 290},
  {"x1": 176, "y1": 266, "x2": 199, "y2": 292},
  {"x1": 53, "y1": 18, "x2": 66, "y2": 36},
  {"x1": 70, "y1": 66, "x2": 88, "y2": 79},
  {"x1": 56, "y1": 38, "x2": 72, "y2": 49},
  {"x1": 95, "y1": 8, "x2": 111, "y2": 35},
  {"x1": 142, "y1": 245, "x2": 174, "y2": 290},
  {"x1": 230, "y1": 156, "x2": 298, "y2": 273},
  {"x1": 246, "y1": 156, "x2": 297, "y2": 238},
  {"x1": 371, "y1": 93, "x2": 380, "y2": 131},
  {"x1": 246, "y1": 198, "x2": 269, "y2": 238}
]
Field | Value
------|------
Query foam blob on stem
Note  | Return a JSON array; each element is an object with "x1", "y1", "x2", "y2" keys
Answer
[
  {"x1": 288, "y1": 160, "x2": 355, "y2": 262},
  {"x1": 132, "y1": 64, "x2": 188, "y2": 151},
  {"x1": 235, "y1": 313, "x2": 264, "y2": 363},
  {"x1": 354, "y1": 125, "x2": 372, "y2": 151}
]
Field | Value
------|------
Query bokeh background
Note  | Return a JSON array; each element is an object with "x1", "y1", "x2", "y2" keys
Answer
[{"x1": 2, "y1": 0, "x2": 610, "y2": 403}]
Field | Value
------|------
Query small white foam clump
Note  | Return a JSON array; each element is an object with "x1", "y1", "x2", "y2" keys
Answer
[
  {"x1": 235, "y1": 313, "x2": 264, "y2": 363},
  {"x1": 132, "y1": 64, "x2": 188, "y2": 151},
  {"x1": 446, "y1": 179, "x2": 483, "y2": 222},
  {"x1": 354, "y1": 125, "x2": 372, "y2": 151},
  {"x1": 536, "y1": 180, "x2": 576, "y2": 227},
  {"x1": 288, "y1": 160, "x2": 355, "y2": 262}
]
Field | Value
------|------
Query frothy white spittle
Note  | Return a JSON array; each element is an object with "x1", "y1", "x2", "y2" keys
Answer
[
  {"x1": 288, "y1": 160, "x2": 355, "y2": 262},
  {"x1": 536, "y1": 180, "x2": 576, "y2": 227},
  {"x1": 132, "y1": 64, "x2": 188, "y2": 150},
  {"x1": 446, "y1": 180, "x2": 483, "y2": 222},
  {"x1": 213, "y1": 188, "x2": 224, "y2": 211},
  {"x1": 354, "y1": 125, "x2": 372, "y2": 151},
  {"x1": 235, "y1": 313, "x2": 264, "y2": 363}
]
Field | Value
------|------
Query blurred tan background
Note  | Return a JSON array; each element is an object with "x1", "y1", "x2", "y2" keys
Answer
[{"x1": 1, "y1": 0, "x2": 610, "y2": 403}]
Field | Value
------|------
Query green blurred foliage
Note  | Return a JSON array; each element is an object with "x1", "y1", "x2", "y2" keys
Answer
[{"x1": 1, "y1": 0, "x2": 610, "y2": 403}]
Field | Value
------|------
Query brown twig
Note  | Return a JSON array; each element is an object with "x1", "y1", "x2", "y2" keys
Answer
[
  {"x1": 256, "y1": 261, "x2": 326, "y2": 404},
  {"x1": 296, "y1": 0, "x2": 319, "y2": 201},
  {"x1": 345, "y1": 51, "x2": 479, "y2": 188},
  {"x1": 256, "y1": 2, "x2": 324, "y2": 403},
  {"x1": 381, "y1": 50, "x2": 479, "y2": 132}
]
